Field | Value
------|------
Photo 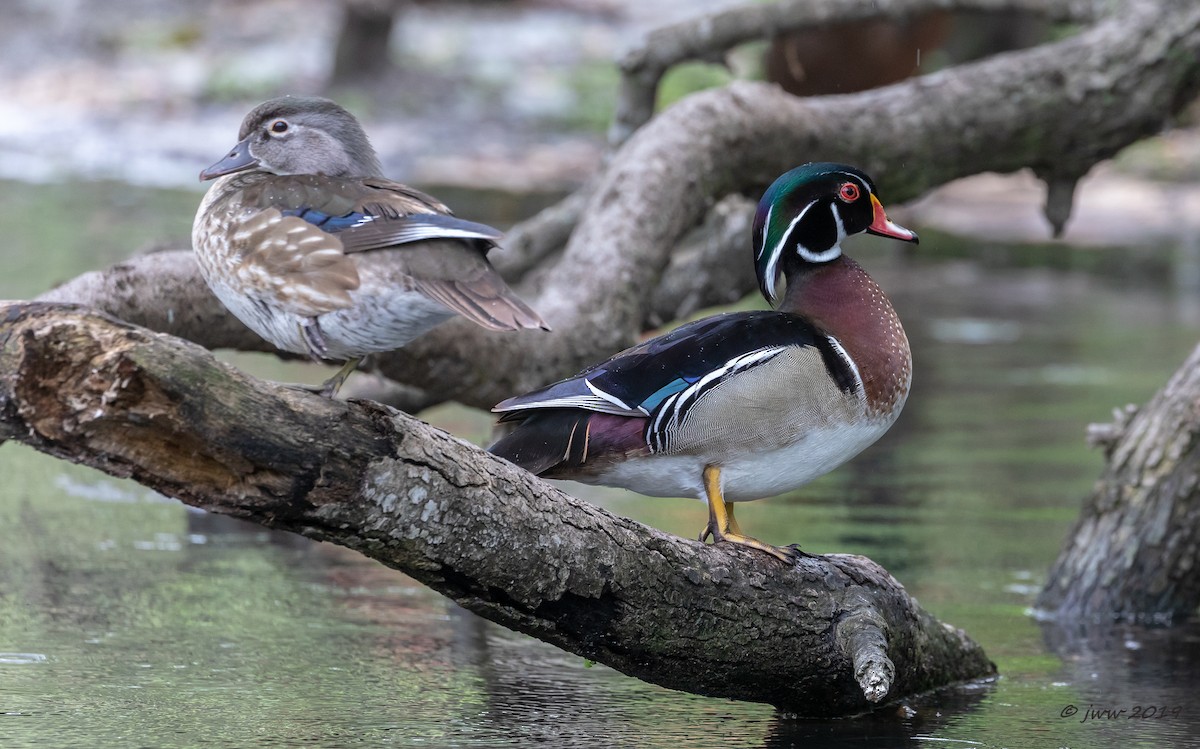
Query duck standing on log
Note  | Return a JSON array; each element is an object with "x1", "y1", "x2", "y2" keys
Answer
[{"x1": 490, "y1": 163, "x2": 918, "y2": 563}]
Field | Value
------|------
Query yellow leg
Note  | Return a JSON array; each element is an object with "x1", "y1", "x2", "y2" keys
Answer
[
  {"x1": 725, "y1": 501, "x2": 743, "y2": 536},
  {"x1": 318, "y1": 357, "x2": 361, "y2": 398},
  {"x1": 700, "y1": 465, "x2": 798, "y2": 564}
]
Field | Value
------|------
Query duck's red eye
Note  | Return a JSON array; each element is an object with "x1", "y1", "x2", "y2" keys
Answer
[
  {"x1": 838, "y1": 182, "x2": 860, "y2": 202},
  {"x1": 270, "y1": 120, "x2": 289, "y2": 134}
]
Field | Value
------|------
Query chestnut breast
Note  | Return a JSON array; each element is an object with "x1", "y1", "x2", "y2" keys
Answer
[{"x1": 782, "y1": 256, "x2": 911, "y2": 417}]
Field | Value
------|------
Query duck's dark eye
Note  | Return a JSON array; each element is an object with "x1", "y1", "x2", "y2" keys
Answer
[
  {"x1": 838, "y1": 182, "x2": 860, "y2": 203},
  {"x1": 270, "y1": 120, "x2": 289, "y2": 134}
]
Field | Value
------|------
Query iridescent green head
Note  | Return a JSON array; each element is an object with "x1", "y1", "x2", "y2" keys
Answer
[{"x1": 752, "y1": 162, "x2": 918, "y2": 304}]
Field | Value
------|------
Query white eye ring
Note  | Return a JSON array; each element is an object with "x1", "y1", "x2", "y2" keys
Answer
[{"x1": 269, "y1": 120, "x2": 289, "y2": 135}]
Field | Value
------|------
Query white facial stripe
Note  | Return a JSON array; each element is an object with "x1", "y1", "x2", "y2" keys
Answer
[
  {"x1": 831, "y1": 202, "x2": 846, "y2": 242},
  {"x1": 755, "y1": 203, "x2": 774, "y2": 261},
  {"x1": 761, "y1": 263, "x2": 779, "y2": 304},
  {"x1": 763, "y1": 199, "x2": 816, "y2": 301},
  {"x1": 798, "y1": 246, "x2": 842, "y2": 263},
  {"x1": 795, "y1": 202, "x2": 843, "y2": 264}
]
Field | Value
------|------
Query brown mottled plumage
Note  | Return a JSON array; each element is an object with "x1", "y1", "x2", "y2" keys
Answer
[{"x1": 193, "y1": 96, "x2": 547, "y2": 396}]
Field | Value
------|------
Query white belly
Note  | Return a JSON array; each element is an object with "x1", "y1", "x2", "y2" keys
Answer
[
  {"x1": 200, "y1": 271, "x2": 454, "y2": 360},
  {"x1": 586, "y1": 416, "x2": 897, "y2": 501},
  {"x1": 580, "y1": 340, "x2": 907, "y2": 501}
]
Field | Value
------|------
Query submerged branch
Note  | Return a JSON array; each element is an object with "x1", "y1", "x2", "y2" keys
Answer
[{"x1": 0, "y1": 302, "x2": 995, "y2": 716}]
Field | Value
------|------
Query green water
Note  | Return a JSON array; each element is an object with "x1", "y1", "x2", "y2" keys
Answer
[{"x1": 2, "y1": 180, "x2": 1199, "y2": 748}]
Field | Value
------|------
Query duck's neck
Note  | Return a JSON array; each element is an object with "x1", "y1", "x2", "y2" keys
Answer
[{"x1": 779, "y1": 255, "x2": 911, "y2": 416}]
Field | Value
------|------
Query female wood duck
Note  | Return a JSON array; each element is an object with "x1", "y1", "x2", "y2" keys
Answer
[
  {"x1": 193, "y1": 96, "x2": 548, "y2": 397},
  {"x1": 489, "y1": 163, "x2": 918, "y2": 563}
]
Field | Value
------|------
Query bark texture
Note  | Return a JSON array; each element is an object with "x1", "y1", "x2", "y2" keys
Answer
[
  {"x1": 1036, "y1": 341, "x2": 1200, "y2": 624},
  {"x1": 36, "y1": 0, "x2": 1200, "y2": 412},
  {"x1": 11, "y1": 0, "x2": 1200, "y2": 704},
  {"x1": 0, "y1": 302, "x2": 995, "y2": 716},
  {"x1": 608, "y1": 0, "x2": 1097, "y2": 146}
]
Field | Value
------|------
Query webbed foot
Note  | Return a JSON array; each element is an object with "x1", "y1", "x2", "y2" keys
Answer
[{"x1": 699, "y1": 466, "x2": 801, "y2": 564}]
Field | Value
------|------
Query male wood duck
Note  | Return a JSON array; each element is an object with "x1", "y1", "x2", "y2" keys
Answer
[
  {"x1": 193, "y1": 96, "x2": 548, "y2": 397},
  {"x1": 489, "y1": 163, "x2": 918, "y2": 563}
]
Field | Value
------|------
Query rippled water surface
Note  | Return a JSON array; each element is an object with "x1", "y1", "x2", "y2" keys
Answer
[{"x1": 2, "y1": 181, "x2": 1200, "y2": 748}]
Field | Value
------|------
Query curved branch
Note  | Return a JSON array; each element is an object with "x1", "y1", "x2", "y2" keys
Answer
[
  {"x1": 609, "y1": 0, "x2": 1100, "y2": 146},
  {"x1": 35, "y1": 0, "x2": 1200, "y2": 412},
  {"x1": 37, "y1": 250, "x2": 267, "y2": 353},
  {"x1": 647, "y1": 194, "x2": 758, "y2": 326},
  {"x1": 0, "y1": 302, "x2": 994, "y2": 716},
  {"x1": 490, "y1": 181, "x2": 595, "y2": 279},
  {"x1": 361, "y1": 0, "x2": 1200, "y2": 406}
]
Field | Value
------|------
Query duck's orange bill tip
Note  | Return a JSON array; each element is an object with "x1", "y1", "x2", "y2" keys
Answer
[{"x1": 868, "y1": 194, "x2": 919, "y2": 244}]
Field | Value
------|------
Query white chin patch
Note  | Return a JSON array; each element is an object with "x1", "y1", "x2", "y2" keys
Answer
[
  {"x1": 796, "y1": 203, "x2": 846, "y2": 264},
  {"x1": 797, "y1": 245, "x2": 842, "y2": 264}
]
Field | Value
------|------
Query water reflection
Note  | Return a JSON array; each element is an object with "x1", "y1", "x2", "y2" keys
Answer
[
  {"x1": 766, "y1": 681, "x2": 994, "y2": 748},
  {"x1": 3, "y1": 181, "x2": 1200, "y2": 747},
  {"x1": 1037, "y1": 619, "x2": 1200, "y2": 748}
]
